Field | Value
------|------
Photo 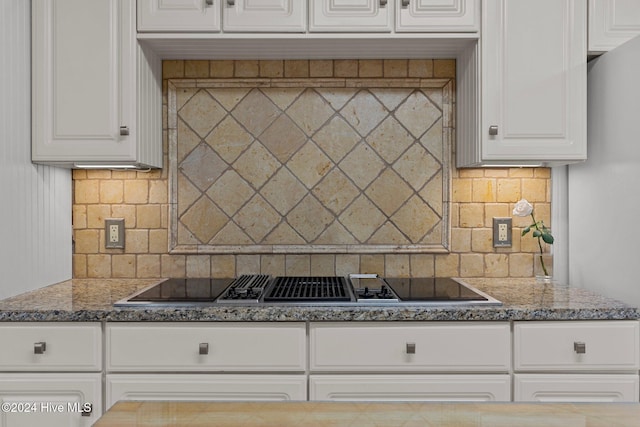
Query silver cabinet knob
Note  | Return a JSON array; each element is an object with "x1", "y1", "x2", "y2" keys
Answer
[
  {"x1": 380, "y1": 0, "x2": 388, "y2": 6},
  {"x1": 406, "y1": 342, "x2": 416, "y2": 354},
  {"x1": 227, "y1": 0, "x2": 235, "y2": 5},
  {"x1": 574, "y1": 341, "x2": 586, "y2": 354},
  {"x1": 119, "y1": 126, "x2": 129, "y2": 136},
  {"x1": 489, "y1": 125, "x2": 499, "y2": 136},
  {"x1": 34, "y1": 342, "x2": 47, "y2": 354},
  {"x1": 402, "y1": 0, "x2": 410, "y2": 7},
  {"x1": 199, "y1": 343, "x2": 209, "y2": 355},
  {"x1": 205, "y1": 0, "x2": 213, "y2": 5}
]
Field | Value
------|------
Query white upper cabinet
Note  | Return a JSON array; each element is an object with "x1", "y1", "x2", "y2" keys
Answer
[
  {"x1": 138, "y1": 0, "x2": 221, "y2": 32},
  {"x1": 223, "y1": 0, "x2": 306, "y2": 32},
  {"x1": 32, "y1": 0, "x2": 162, "y2": 168},
  {"x1": 396, "y1": 0, "x2": 479, "y2": 32},
  {"x1": 589, "y1": 0, "x2": 640, "y2": 53},
  {"x1": 310, "y1": 0, "x2": 392, "y2": 32},
  {"x1": 458, "y1": 0, "x2": 587, "y2": 167}
]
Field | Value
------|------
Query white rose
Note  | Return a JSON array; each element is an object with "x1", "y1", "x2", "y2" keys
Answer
[{"x1": 513, "y1": 199, "x2": 533, "y2": 217}]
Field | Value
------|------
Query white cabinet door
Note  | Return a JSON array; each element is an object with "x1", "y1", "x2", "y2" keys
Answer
[
  {"x1": 223, "y1": 0, "x2": 306, "y2": 32},
  {"x1": 0, "y1": 373, "x2": 101, "y2": 427},
  {"x1": 138, "y1": 0, "x2": 221, "y2": 32},
  {"x1": 460, "y1": 0, "x2": 587, "y2": 167},
  {"x1": 514, "y1": 374, "x2": 640, "y2": 402},
  {"x1": 106, "y1": 374, "x2": 307, "y2": 408},
  {"x1": 396, "y1": 0, "x2": 479, "y2": 32},
  {"x1": 32, "y1": 0, "x2": 162, "y2": 167},
  {"x1": 309, "y1": 374, "x2": 511, "y2": 401},
  {"x1": 106, "y1": 323, "x2": 306, "y2": 372},
  {"x1": 310, "y1": 322, "x2": 510, "y2": 372},
  {"x1": 589, "y1": 0, "x2": 640, "y2": 53},
  {"x1": 310, "y1": 0, "x2": 392, "y2": 32}
]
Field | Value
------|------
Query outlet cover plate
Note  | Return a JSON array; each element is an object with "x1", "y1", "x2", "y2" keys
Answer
[
  {"x1": 105, "y1": 218, "x2": 125, "y2": 249},
  {"x1": 493, "y1": 217, "x2": 512, "y2": 247}
]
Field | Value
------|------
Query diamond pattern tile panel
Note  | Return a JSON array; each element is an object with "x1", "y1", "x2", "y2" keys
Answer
[{"x1": 171, "y1": 81, "x2": 451, "y2": 253}]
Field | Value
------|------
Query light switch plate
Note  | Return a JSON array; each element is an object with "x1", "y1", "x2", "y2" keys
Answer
[
  {"x1": 493, "y1": 217, "x2": 512, "y2": 247},
  {"x1": 105, "y1": 218, "x2": 125, "y2": 249}
]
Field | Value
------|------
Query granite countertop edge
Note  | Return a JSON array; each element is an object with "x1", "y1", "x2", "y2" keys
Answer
[{"x1": 0, "y1": 278, "x2": 638, "y2": 322}]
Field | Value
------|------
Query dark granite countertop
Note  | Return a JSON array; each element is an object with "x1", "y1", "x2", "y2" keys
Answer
[{"x1": 0, "y1": 278, "x2": 637, "y2": 322}]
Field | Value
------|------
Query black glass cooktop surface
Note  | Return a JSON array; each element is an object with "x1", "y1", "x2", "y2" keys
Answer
[
  {"x1": 123, "y1": 278, "x2": 234, "y2": 305},
  {"x1": 382, "y1": 277, "x2": 493, "y2": 302}
]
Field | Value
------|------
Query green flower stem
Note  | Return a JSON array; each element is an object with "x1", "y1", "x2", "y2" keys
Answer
[{"x1": 530, "y1": 212, "x2": 549, "y2": 276}]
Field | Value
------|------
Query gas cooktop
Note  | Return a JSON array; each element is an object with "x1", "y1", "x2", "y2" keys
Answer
[{"x1": 115, "y1": 275, "x2": 501, "y2": 307}]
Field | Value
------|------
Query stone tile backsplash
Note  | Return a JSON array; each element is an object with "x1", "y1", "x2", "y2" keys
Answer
[{"x1": 72, "y1": 60, "x2": 551, "y2": 279}]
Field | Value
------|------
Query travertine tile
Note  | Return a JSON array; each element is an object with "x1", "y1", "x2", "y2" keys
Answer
[
  {"x1": 69, "y1": 59, "x2": 550, "y2": 280},
  {"x1": 235, "y1": 60, "x2": 259, "y2": 77},
  {"x1": 234, "y1": 195, "x2": 280, "y2": 242},
  {"x1": 384, "y1": 59, "x2": 408, "y2": 77},
  {"x1": 359, "y1": 60, "x2": 383, "y2": 77},
  {"x1": 259, "y1": 60, "x2": 283, "y2": 77},
  {"x1": 112, "y1": 255, "x2": 136, "y2": 278},
  {"x1": 124, "y1": 180, "x2": 149, "y2": 204},
  {"x1": 209, "y1": 60, "x2": 234, "y2": 78},
  {"x1": 259, "y1": 114, "x2": 307, "y2": 162},
  {"x1": 180, "y1": 197, "x2": 227, "y2": 244},
  {"x1": 365, "y1": 169, "x2": 413, "y2": 216},
  {"x1": 334, "y1": 60, "x2": 358, "y2": 77},
  {"x1": 310, "y1": 60, "x2": 333, "y2": 77},
  {"x1": 186, "y1": 255, "x2": 211, "y2": 278},
  {"x1": 287, "y1": 142, "x2": 333, "y2": 189},
  {"x1": 341, "y1": 91, "x2": 388, "y2": 136},
  {"x1": 284, "y1": 60, "x2": 309, "y2": 78},
  {"x1": 287, "y1": 195, "x2": 334, "y2": 242},
  {"x1": 360, "y1": 254, "x2": 384, "y2": 276},
  {"x1": 392, "y1": 196, "x2": 439, "y2": 243},
  {"x1": 285, "y1": 255, "x2": 311, "y2": 275},
  {"x1": 87, "y1": 254, "x2": 111, "y2": 278},
  {"x1": 137, "y1": 254, "x2": 161, "y2": 278},
  {"x1": 232, "y1": 142, "x2": 280, "y2": 188},
  {"x1": 310, "y1": 254, "x2": 335, "y2": 276},
  {"x1": 385, "y1": 254, "x2": 410, "y2": 277},
  {"x1": 185, "y1": 60, "x2": 209, "y2": 78}
]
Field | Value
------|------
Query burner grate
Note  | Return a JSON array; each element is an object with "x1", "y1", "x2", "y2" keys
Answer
[{"x1": 264, "y1": 276, "x2": 351, "y2": 302}]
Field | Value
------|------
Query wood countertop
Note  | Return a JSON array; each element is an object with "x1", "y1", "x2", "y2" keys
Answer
[{"x1": 95, "y1": 401, "x2": 640, "y2": 426}]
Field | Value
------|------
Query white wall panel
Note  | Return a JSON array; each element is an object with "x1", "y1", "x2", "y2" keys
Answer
[{"x1": 0, "y1": 0, "x2": 71, "y2": 299}]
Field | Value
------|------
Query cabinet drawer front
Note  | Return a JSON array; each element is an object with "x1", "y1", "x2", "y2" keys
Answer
[
  {"x1": 310, "y1": 322, "x2": 510, "y2": 372},
  {"x1": 106, "y1": 374, "x2": 307, "y2": 408},
  {"x1": 0, "y1": 323, "x2": 102, "y2": 371},
  {"x1": 106, "y1": 323, "x2": 306, "y2": 372},
  {"x1": 309, "y1": 374, "x2": 510, "y2": 401},
  {"x1": 514, "y1": 374, "x2": 640, "y2": 402},
  {"x1": 514, "y1": 321, "x2": 640, "y2": 371}
]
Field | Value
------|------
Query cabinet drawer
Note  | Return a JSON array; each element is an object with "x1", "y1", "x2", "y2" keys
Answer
[
  {"x1": 106, "y1": 323, "x2": 306, "y2": 372},
  {"x1": 514, "y1": 321, "x2": 640, "y2": 371},
  {"x1": 514, "y1": 374, "x2": 640, "y2": 402},
  {"x1": 0, "y1": 323, "x2": 102, "y2": 371},
  {"x1": 310, "y1": 322, "x2": 510, "y2": 372},
  {"x1": 106, "y1": 374, "x2": 307, "y2": 408},
  {"x1": 309, "y1": 374, "x2": 511, "y2": 401}
]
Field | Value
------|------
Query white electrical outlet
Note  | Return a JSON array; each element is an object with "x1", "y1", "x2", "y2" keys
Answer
[
  {"x1": 498, "y1": 223, "x2": 508, "y2": 241},
  {"x1": 493, "y1": 218, "x2": 512, "y2": 247},
  {"x1": 109, "y1": 225, "x2": 119, "y2": 243},
  {"x1": 105, "y1": 218, "x2": 125, "y2": 249}
]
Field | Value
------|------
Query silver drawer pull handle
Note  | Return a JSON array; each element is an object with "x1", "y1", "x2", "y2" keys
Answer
[
  {"x1": 489, "y1": 125, "x2": 499, "y2": 136},
  {"x1": 34, "y1": 342, "x2": 47, "y2": 354},
  {"x1": 119, "y1": 126, "x2": 129, "y2": 136},
  {"x1": 402, "y1": 0, "x2": 410, "y2": 7},
  {"x1": 406, "y1": 342, "x2": 416, "y2": 354},
  {"x1": 574, "y1": 341, "x2": 586, "y2": 354},
  {"x1": 199, "y1": 343, "x2": 209, "y2": 355}
]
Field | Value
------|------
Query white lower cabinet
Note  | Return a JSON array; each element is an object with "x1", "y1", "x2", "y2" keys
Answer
[
  {"x1": 309, "y1": 322, "x2": 511, "y2": 402},
  {"x1": 310, "y1": 374, "x2": 511, "y2": 401},
  {"x1": 513, "y1": 321, "x2": 640, "y2": 402},
  {"x1": 0, "y1": 374, "x2": 101, "y2": 427},
  {"x1": 0, "y1": 323, "x2": 103, "y2": 426},
  {"x1": 105, "y1": 322, "x2": 307, "y2": 409},
  {"x1": 106, "y1": 374, "x2": 307, "y2": 407}
]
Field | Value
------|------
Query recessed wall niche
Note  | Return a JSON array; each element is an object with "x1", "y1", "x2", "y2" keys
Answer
[{"x1": 168, "y1": 76, "x2": 452, "y2": 254}]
